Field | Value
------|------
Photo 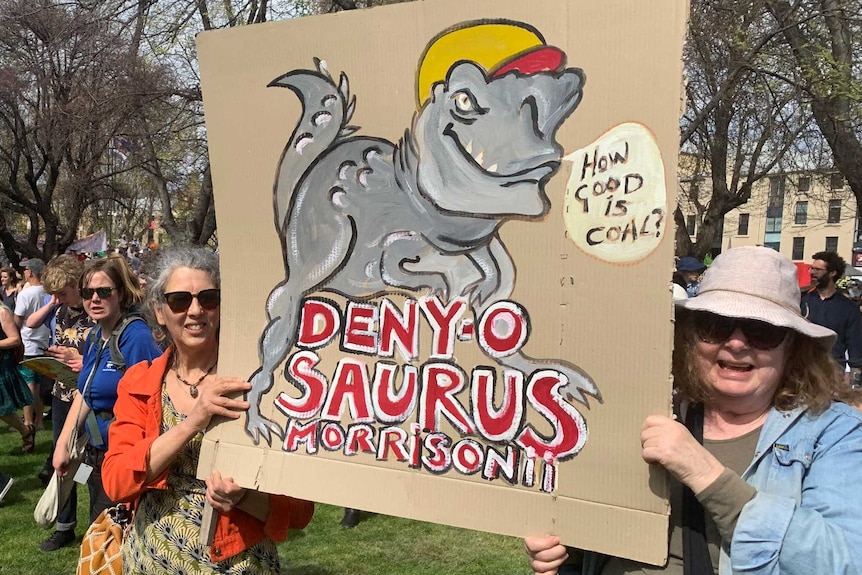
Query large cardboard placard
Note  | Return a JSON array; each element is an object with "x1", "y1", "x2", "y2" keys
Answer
[{"x1": 197, "y1": 0, "x2": 686, "y2": 565}]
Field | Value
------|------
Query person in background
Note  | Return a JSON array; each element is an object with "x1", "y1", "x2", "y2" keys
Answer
[
  {"x1": 128, "y1": 250, "x2": 142, "y2": 274},
  {"x1": 19, "y1": 258, "x2": 32, "y2": 288},
  {"x1": 676, "y1": 256, "x2": 707, "y2": 298},
  {"x1": 340, "y1": 507, "x2": 363, "y2": 529},
  {"x1": 53, "y1": 254, "x2": 161, "y2": 524},
  {"x1": 1, "y1": 266, "x2": 21, "y2": 310},
  {"x1": 526, "y1": 246, "x2": 862, "y2": 575},
  {"x1": 14, "y1": 258, "x2": 50, "y2": 435},
  {"x1": 26, "y1": 255, "x2": 96, "y2": 551},
  {"x1": 0, "y1": 303, "x2": 35, "y2": 453},
  {"x1": 103, "y1": 246, "x2": 313, "y2": 574},
  {"x1": 801, "y1": 251, "x2": 862, "y2": 389},
  {"x1": 671, "y1": 271, "x2": 688, "y2": 301}
]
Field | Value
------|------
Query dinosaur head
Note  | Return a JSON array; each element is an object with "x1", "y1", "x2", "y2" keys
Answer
[
  {"x1": 413, "y1": 59, "x2": 584, "y2": 218},
  {"x1": 412, "y1": 21, "x2": 584, "y2": 218}
]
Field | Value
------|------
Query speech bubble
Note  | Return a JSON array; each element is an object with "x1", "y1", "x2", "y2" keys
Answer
[{"x1": 563, "y1": 122, "x2": 667, "y2": 264}]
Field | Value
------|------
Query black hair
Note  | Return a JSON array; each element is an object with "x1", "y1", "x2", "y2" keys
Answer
[{"x1": 811, "y1": 251, "x2": 845, "y2": 280}]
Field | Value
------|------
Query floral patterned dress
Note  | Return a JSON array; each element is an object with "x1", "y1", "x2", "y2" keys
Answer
[{"x1": 122, "y1": 380, "x2": 279, "y2": 575}]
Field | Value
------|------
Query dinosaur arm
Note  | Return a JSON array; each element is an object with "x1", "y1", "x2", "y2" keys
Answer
[{"x1": 466, "y1": 236, "x2": 515, "y2": 309}]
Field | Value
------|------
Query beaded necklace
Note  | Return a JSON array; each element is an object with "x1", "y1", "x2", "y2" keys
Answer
[{"x1": 174, "y1": 356, "x2": 217, "y2": 398}]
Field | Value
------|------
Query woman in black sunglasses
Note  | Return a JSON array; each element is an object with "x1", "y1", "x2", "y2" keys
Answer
[
  {"x1": 53, "y1": 254, "x2": 162, "y2": 526},
  {"x1": 101, "y1": 246, "x2": 313, "y2": 575},
  {"x1": 526, "y1": 246, "x2": 862, "y2": 575}
]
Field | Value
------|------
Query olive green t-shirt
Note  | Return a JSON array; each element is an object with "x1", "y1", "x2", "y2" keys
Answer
[{"x1": 600, "y1": 427, "x2": 760, "y2": 575}]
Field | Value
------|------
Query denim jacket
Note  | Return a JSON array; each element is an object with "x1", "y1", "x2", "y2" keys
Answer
[
  {"x1": 720, "y1": 402, "x2": 862, "y2": 575},
  {"x1": 577, "y1": 402, "x2": 862, "y2": 575}
]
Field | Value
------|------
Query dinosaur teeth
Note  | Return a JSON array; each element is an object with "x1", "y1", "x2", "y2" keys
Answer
[
  {"x1": 487, "y1": 163, "x2": 498, "y2": 173},
  {"x1": 462, "y1": 140, "x2": 492, "y2": 170}
]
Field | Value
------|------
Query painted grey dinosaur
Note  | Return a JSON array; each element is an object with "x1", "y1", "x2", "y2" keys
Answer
[{"x1": 247, "y1": 46, "x2": 600, "y2": 444}]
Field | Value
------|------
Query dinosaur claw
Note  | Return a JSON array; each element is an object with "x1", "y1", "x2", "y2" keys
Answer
[
  {"x1": 268, "y1": 421, "x2": 285, "y2": 440},
  {"x1": 246, "y1": 414, "x2": 284, "y2": 447},
  {"x1": 561, "y1": 376, "x2": 602, "y2": 409}
]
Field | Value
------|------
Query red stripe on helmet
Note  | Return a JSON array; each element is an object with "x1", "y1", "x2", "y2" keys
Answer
[{"x1": 491, "y1": 46, "x2": 566, "y2": 77}]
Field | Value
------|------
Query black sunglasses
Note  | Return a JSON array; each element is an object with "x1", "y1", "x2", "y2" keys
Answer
[
  {"x1": 163, "y1": 289, "x2": 221, "y2": 313},
  {"x1": 692, "y1": 312, "x2": 790, "y2": 350},
  {"x1": 81, "y1": 287, "x2": 115, "y2": 300}
]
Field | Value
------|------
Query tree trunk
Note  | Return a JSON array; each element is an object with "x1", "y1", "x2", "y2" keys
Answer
[{"x1": 766, "y1": 0, "x2": 862, "y2": 208}]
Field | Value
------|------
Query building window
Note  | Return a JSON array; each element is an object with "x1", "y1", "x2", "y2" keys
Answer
[
  {"x1": 794, "y1": 201, "x2": 808, "y2": 225},
  {"x1": 764, "y1": 241, "x2": 781, "y2": 251},
  {"x1": 827, "y1": 199, "x2": 841, "y2": 223},
  {"x1": 767, "y1": 176, "x2": 785, "y2": 218},
  {"x1": 737, "y1": 213, "x2": 749, "y2": 235},
  {"x1": 831, "y1": 173, "x2": 845, "y2": 190},
  {"x1": 798, "y1": 176, "x2": 810, "y2": 192},
  {"x1": 825, "y1": 236, "x2": 838, "y2": 253},
  {"x1": 686, "y1": 215, "x2": 696, "y2": 236},
  {"x1": 765, "y1": 217, "x2": 782, "y2": 233},
  {"x1": 792, "y1": 237, "x2": 805, "y2": 260}
]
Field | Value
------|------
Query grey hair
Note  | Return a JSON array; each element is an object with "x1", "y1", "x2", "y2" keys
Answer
[{"x1": 144, "y1": 246, "x2": 220, "y2": 342}]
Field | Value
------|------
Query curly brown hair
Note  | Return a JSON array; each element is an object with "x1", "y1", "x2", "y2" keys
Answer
[
  {"x1": 673, "y1": 309, "x2": 861, "y2": 413},
  {"x1": 43, "y1": 255, "x2": 84, "y2": 293}
]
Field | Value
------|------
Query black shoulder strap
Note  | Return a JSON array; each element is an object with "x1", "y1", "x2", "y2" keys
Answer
[
  {"x1": 682, "y1": 403, "x2": 713, "y2": 575},
  {"x1": 0, "y1": 304, "x2": 8, "y2": 340}
]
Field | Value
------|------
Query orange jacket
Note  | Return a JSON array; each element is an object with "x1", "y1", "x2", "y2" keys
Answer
[{"x1": 102, "y1": 349, "x2": 313, "y2": 562}]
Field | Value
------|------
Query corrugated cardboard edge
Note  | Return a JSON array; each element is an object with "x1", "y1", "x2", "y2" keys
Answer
[{"x1": 200, "y1": 436, "x2": 669, "y2": 565}]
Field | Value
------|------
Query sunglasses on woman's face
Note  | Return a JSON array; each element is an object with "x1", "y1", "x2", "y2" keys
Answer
[
  {"x1": 81, "y1": 286, "x2": 115, "y2": 300},
  {"x1": 163, "y1": 289, "x2": 221, "y2": 313},
  {"x1": 693, "y1": 312, "x2": 789, "y2": 350}
]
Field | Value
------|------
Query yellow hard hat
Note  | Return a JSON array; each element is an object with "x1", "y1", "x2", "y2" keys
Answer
[{"x1": 415, "y1": 20, "x2": 566, "y2": 108}]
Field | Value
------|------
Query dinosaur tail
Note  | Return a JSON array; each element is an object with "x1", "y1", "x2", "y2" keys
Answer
[{"x1": 268, "y1": 58, "x2": 359, "y2": 236}]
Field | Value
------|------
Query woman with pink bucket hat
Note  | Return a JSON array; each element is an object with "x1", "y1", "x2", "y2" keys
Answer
[{"x1": 526, "y1": 246, "x2": 862, "y2": 574}]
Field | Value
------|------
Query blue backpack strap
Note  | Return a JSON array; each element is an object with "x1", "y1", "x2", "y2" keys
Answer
[
  {"x1": 106, "y1": 313, "x2": 146, "y2": 373},
  {"x1": 83, "y1": 324, "x2": 102, "y2": 359},
  {"x1": 88, "y1": 313, "x2": 148, "y2": 430}
]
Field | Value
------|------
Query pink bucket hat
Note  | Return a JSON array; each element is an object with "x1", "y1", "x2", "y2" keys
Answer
[{"x1": 676, "y1": 246, "x2": 836, "y2": 347}]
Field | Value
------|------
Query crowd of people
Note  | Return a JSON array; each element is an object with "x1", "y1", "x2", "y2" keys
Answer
[
  {"x1": 0, "y1": 247, "x2": 313, "y2": 574},
  {"x1": 0, "y1": 244, "x2": 860, "y2": 575}
]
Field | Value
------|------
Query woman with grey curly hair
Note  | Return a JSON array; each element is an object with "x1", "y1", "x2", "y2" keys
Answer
[
  {"x1": 102, "y1": 246, "x2": 313, "y2": 575},
  {"x1": 143, "y1": 247, "x2": 220, "y2": 346}
]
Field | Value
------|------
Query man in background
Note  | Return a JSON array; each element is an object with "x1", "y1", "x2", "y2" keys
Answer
[
  {"x1": 14, "y1": 258, "x2": 50, "y2": 434},
  {"x1": 802, "y1": 251, "x2": 862, "y2": 388}
]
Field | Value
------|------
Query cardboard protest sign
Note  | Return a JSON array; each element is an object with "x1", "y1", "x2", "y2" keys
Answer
[{"x1": 197, "y1": 0, "x2": 686, "y2": 564}]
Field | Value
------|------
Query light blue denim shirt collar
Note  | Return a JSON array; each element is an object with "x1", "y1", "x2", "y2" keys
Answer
[{"x1": 742, "y1": 405, "x2": 806, "y2": 479}]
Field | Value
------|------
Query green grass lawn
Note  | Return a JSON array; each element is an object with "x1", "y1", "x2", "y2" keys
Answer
[{"x1": 0, "y1": 425, "x2": 530, "y2": 575}]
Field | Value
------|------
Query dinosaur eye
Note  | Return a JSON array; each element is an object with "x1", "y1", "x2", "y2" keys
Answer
[{"x1": 453, "y1": 91, "x2": 477, "y2": 113}]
